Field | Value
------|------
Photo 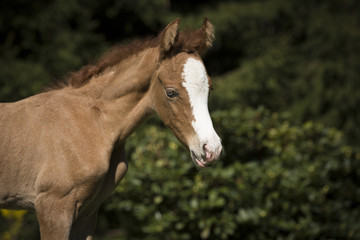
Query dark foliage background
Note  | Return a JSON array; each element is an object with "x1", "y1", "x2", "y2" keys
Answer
[{"x1": 1, "y1": 0, "x2": 359, "y2": 239}]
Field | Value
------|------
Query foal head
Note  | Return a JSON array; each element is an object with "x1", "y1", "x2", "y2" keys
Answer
[{"x1": 151, "y1": 18, "x2": 223, "y2": 167}]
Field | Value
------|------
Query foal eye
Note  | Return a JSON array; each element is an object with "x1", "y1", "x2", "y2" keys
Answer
[{"x1": 166, "y1": 89, "x2": 178, "y2": 98}]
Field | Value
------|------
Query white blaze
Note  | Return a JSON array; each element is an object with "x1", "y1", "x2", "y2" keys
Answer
[{"x1": 181, "y1": 57, "x2": 220, "y2": 153}]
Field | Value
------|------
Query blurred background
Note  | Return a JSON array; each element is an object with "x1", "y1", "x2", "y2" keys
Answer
[{"x1": 1, "y1": 0, "x2": 360, "y2": 239}]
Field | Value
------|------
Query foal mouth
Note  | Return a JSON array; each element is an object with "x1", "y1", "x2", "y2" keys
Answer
[{"x1": 191, "y1": 150, "x2": 207, "y2": 168}]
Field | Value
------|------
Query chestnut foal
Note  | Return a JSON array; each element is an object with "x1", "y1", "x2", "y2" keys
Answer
[{"x1": 0, "y1": 18, "x2": 222, "y2": 239}]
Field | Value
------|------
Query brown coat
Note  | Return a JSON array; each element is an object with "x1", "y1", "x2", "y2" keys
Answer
[{"x1": 0, "y1": 18, "x2": 222, "y2": 239}]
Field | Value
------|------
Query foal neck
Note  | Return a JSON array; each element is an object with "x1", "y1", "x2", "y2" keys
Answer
[
  {"x1": 78, "y1": 47, "x2": 158, "y2": 101},
  {"x1": 76, "y1": 47, "x2": 158, "y2": 142}
]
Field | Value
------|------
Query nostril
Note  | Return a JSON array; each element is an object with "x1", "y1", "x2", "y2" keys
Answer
[
  {"x1": 203, "y1": 143, "x2": 208, "y2": 151},
  {"x1": 203, "y1": 144, "x2": 212, "y2": 160}
]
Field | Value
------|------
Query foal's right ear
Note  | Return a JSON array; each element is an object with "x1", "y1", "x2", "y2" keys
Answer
[{"x1": 159, "y1": 18, "x2": 180, "y2": 58}]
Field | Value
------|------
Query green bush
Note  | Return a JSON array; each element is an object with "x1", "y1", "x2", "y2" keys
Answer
[
  {"x1": 99, "y1": 107, "x2": 360, "y2": 240},
  {"x1": 1, "y1": 1, "x2": 360, "y2": 238}
]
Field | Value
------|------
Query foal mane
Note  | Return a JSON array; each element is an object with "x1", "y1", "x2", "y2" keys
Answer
[
  {"x1": 65, "y1": 37, "x2": 159, "y2": 88},
  {"x1": 59, "y1": 29, "x2": 206, "y2": 89}
]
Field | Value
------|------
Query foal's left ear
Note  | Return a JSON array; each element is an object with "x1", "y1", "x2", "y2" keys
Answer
[
  {"x1": 159, "y1": 18, "x2": 180, "y2": 58},
  {"x1": 197, "y1": 17, "x2": 215, "y2": 55},
  {"x1": 202, "y1": 17, "x2": 215, "y2": 49}
]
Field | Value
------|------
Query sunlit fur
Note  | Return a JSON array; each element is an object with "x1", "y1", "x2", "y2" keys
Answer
[{"x1": 0, "y1": 18, "x2": 221, "y2": 239}]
